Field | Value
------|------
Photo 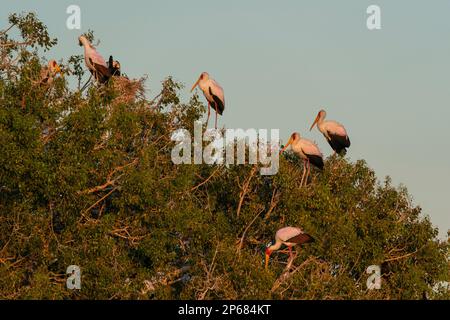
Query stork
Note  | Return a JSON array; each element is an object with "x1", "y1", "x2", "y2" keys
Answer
[
  {"x1": 280, "y1": 132, "x2": 324, "y2": 187},
  {"x1": 265, "y1": 226, "x2": 315, "y2": 270},
  {"x1": 78, "y1": 35, "x2": 111, "y2": 84},
  {"x1": 310, "y1": 109, "x2": 351, "y2": 155},
  {"x1": 39, "y1": 60, "x2": 62, "y2": 86},
  {"x1": 108, "y1": 55, "x2": 121, "y2": 77},
  {"x1": 191, "y1": 72, "x2": 225, "y2": 129},
  {"x1": 21, "y1": 60, "x2": 63, "y2": 108}
]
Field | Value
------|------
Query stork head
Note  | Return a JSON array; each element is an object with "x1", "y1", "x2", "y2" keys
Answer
[
  {"x1": 78, "y1": 35, "x2": 89, "y2": 47},
  {"x1": 191, "y1": 72, "x2": 209, "y2": 92},
  {"x1": 200, "y1": 72, "x2": 209, "y2": 80},
  {"x1": 109, "y1": 55, "x2": 121, "y2": 71},
  {"x1": 279, "y1": 132, "x2": 300, "y2": 155},
  {"x1": 264, "y1": 242, "x2": 273, "y2": 270},
  {"x1": 48, "y1": 60, "x2": 62, "y2": 75},
  {"x1": 112, "y1": 60, "x2": 121, "y2": 70},
  {"x1": 310, "y1": 109, "x2": 326, "y2": 131}
]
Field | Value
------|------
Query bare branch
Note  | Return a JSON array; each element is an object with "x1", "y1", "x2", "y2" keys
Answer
[
  {"x1": 236, "y1": 208, "x2": 265, "y2": 256},
  {"x1": 191, "y1": 166, "x2": 221, "y2": 192},
  {"x1": 236, "y1": 166, "x2": 258, "y2": 217}
]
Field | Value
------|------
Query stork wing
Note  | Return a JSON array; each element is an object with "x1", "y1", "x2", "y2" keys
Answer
[
  {"x1": 93, "y1": 62, "x2": 111, "y2": 78},
  {"x1": 287, "y1": 232, "x2": 315, "y2": 245},
  {"x1": 301, "y1": 139, "x2": 323, "y2": 157},
  {"x1": 277, "y1": 226, "x2": 302, "y2": 241},
  {"x1": 325, "y1": 121, "x2": 348, "y2": 137},
  {"x1": 209, "y1": 79, "x2": 225, "y2": 106},
  {"x1": 88, "y1": 47, "x2": 108, "y2": 69}
]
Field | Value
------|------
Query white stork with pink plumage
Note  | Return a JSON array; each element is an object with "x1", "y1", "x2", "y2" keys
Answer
[
  {"x1": 78, "y1": 35, "x2": 111, "y2": 84},
  {"x1": 310, "y1": 109, "x2": 351, "y2": 155},
  {"x1": 265, "y1": 226, "x2": 315, "y2": 270},
  {"x1": 280, "y1": 132, "x2": 324, "y2": 187},
  {"x1": 39, "y1": 60, "x2": 62, "y2": 85},
  {"x1": 191, "y1": 72, "x2": 225, "y2": 129}
]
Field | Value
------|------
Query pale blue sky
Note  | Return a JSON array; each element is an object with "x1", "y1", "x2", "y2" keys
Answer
[{"x1": 3, "y1": 1, "x2": 450, "y2": 239}]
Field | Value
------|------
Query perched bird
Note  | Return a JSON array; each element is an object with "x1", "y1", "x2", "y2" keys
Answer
[
  {"x1": 191, "y1": 72, "x2": 225, "y2": 129},
  {"x1": 39, "y1": 60, "x2": 62, "y2": 85},
  {"x1": 310, "y1": 109, "x2": 350, "y2": 155},
  {"x1": 78, "y1": 35, "x2": 111, "y2": 84},
  {"x1": 265, "y1": 226, "x2": 315, "y2": 270},
  {"x1": 280, "y1": 132, "x2": 324, "y2": 187},
  {"x1": 108, "y1": 55, "x2": 121, "y2": 77},
  {"x1": 22, "y1": 60, "x2": 63, "y2": 108}
]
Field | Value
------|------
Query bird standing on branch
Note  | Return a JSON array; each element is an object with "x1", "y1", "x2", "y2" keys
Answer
[
  {"x1": 280, "y1": 132, "x2": 324, "y2": 187},
  {"x1": 310, "y1": 109, "x2": 351, "y2": 155},
  {"x1": 191, "y1": 72, "x2": 225, "y2": 129},
  {"x1": 78, "y1": 35, "x2": 111, "y2": 84}
]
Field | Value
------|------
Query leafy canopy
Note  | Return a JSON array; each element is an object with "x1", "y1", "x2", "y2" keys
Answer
[{"x1": 0, "y1": 12, "x2": 448, "y2": 300}]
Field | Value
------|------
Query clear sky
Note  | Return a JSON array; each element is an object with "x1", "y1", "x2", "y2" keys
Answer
[{"x1": 3, "y1": 1, "x2": 450, "y2": 239}]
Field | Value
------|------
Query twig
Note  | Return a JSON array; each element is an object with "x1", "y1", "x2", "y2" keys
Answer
[
  {"x1": 0, "y1": 24, "x2": 15, "y2": 36},
  {"x1": 388, "y1": 246, "x2": 407, "y2": 255},
  {"x1": 148, "y1": 91, "x2": 163, "y2": 106},
  {"x1": 82, "y1": 187, "x2": 117, "y2": 215},
  {"x1": 0, "y1": 40, "x2": 34, "y2": 48},
  {"x1": 78, "y1": 158, "x2": 138, "y2": 195},
  {"x1": 236, "y1": 166, "x2": 258, "y2": 217},
  {"x1": 198, "y1": 244, "x2": 220, "y2": 300},
  {"x1": 271, "y1": 256, "x2": 315, "y2": 293},
  {"x1": 264, "y1": 188, "x2": 280, "y2": 220},
  {"x1": 236, "y1": 208, "x2": 265, "y2": 256},
  {"x1": 0, "y1": 256, "x2": 15, "y2": 265},
  {"x1": 384, "y1": 249, "x2": 418, "y2": 263},
  {"x1": 191, "y1": 166, "x2": 221, "y2": 192},
  {"x1": 110, "y1": 226, "x2": 145, "y2": 246}
]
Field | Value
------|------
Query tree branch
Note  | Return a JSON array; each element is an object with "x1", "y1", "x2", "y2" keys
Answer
[
  {"x1": 271, "y1": 256, "x2": 316, "y2": 293},
  {"x1": 78, "y1": 158, "x2": 138, "y2": 195},
  {"x1": 236, "y1": 166, "x2": 258, "y2": 217},
  {"x1": 0, "y1": 23, "x2": 15, "y2": 36},
  {"x1": 236, "y1": 208, "x2": 265, "y2": 256},
  {"x1": 191, "y1": 166, "x2": 221, "y2": 192},
  {"x1": 384, "y1": 249, "x2": 418, "y2": 263}
]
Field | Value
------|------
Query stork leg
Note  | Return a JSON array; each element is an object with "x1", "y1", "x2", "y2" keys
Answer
[
  {"x1": 214, "y1": 105, "x2": 218, "y2": 129},
  {"x1": 288, "y1": 246, "x2": 293, "y2": 259},
  {"x1": 80, "y1": 81, "x2": 91, "y2": 93},
  {"x1": 206, "y1": 102, "x2": 211, "y2": 128},
  {"x1": 80, "y1": 74, "x2": 93, "y2": 92},
  {"x1": 305, "y1": 160, "x2": 311, "y2": 187},
  {"x1": 300, "y1": 159, "x2": 307, "y2": 188}
]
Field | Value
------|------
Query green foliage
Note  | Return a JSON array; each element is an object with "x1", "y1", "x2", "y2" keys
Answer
[
  {"x1": 0, "y1": 13, "x2": 448, "y2": 300},
  {"x1": 7, "y1": 12, "x2": 57, "y2": 50}
]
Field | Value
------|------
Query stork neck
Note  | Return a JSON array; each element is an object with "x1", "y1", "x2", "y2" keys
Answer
[
  {"x1": 81, "y1": 40, "x2": 93, "y2": 51},
  {"x1": 269, "y1": 239, "x2": 283, "y2": 252},
  {"x1": 198, "y1": 79, "x2": 208, "y2": 91}
]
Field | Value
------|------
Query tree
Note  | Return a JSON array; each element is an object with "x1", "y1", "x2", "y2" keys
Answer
[{"x1": 0, "y1": 12, "x2": 448, "y2": 300}]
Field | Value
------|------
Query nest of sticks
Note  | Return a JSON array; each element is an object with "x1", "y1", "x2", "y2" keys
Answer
[{"x1": 110, "y1": 76, "x2": 146, "y2": 105}]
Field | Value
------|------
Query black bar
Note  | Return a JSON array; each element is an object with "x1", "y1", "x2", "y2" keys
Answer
[{"x1": 1, "y1": 300, "x2": 449, "y2": 319}]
